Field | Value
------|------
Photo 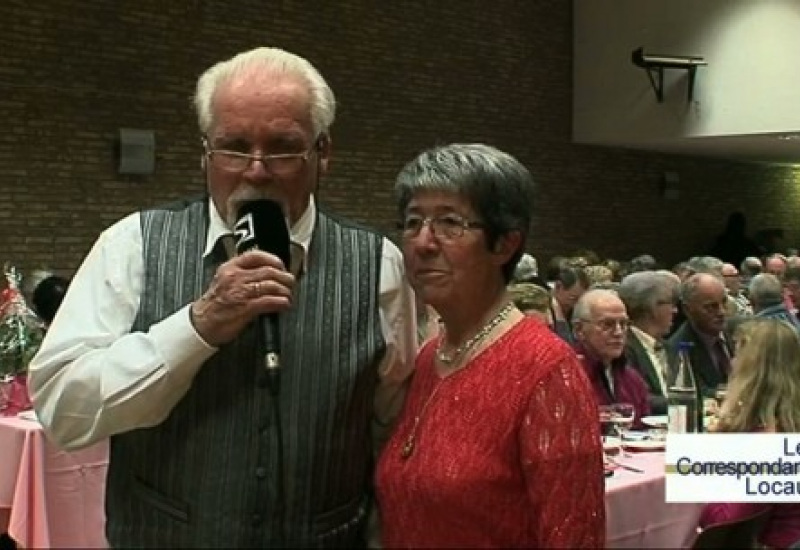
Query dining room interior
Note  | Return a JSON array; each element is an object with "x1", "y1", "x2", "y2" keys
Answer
[{"x1": 2, "y1": 0, "x2": 800, "y2": 548}]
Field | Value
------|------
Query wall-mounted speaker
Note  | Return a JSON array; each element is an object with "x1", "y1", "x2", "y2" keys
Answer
[{"x1": 118, "y1": 128, "x2": 155, "y2": 175}]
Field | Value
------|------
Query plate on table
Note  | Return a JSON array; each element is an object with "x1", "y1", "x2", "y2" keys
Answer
[
  {"x1": 602, "y1": 436, "x2": 621, "y2": 455},
  {"x1": 622, "y1": 438, "x2": 665, "y2": 452},
  {"x1": 641, "y1": 415, "x2": 668, "y2": 428},
  {"x1": 17, "y1": 409, "x2": 38, "y2": 422}
]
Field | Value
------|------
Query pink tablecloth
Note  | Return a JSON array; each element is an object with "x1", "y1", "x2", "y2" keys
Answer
[
  {"x1": 605, "y1": 451, "x2": 704, "y2": 548},
  {"x1": 0, "y1": 415, "x2": 108, "y2": 548}
]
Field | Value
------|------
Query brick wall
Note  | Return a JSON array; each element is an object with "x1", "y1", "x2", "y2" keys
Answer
[{"x1": 1, "y1": 0, "x2": 796, "y2": 281}]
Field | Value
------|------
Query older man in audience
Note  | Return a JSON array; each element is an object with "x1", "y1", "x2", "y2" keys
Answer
[
  {"x1": 721, "y1": 263, "x2": 752, "y2": 316},
  {"x1": 618, "y1": 271, "x2": 679, "y2": 415},
  {"x1": 573, "y1": 289, "x2": 650, "y2": 425},
  {"x1": 668, "y1": 273, "x2": 732, "y2": 397},
  {"x1": 749, "y1": 273, "x2": 800, "y2": 330},
  {"x1": 765, "y1": 254, "x2": 787, "y2": 280},
  {"x1": 686, "y1": 256, "x2": 724, "y2": 278},
  {"x1": 740, "y1": 256, "x2": 762, "y2": 288}
]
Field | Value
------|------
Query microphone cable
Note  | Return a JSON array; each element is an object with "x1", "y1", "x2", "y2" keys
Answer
[{"x1": 258, "y1": 325, "x2": 286, "y2": 545}]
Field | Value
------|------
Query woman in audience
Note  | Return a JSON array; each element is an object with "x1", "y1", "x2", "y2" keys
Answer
[
  {"x1": 700, "y1": 318, "x2": 800, "y2": 548},
  {"x1": 376, "y1": 143, "x2": 604, "y2": 548},
  {"x1": 549, "y1": 263, "x2": 590, "y2": 345},
  {"x1": 618, "y1": 270, "x2": 680, "y2": 415},
  {"x1": 507, "y1": 280, "x2": 553, "y2": 327}
]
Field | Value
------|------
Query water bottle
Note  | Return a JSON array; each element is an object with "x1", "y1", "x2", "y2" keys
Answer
[{"x1": 668, "y1": 342, "x2": 701, "y2": 433}]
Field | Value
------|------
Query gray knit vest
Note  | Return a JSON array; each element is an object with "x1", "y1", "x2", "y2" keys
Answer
[{"x1": 105, "y1": 197, "x2": 385, "y2": 548}]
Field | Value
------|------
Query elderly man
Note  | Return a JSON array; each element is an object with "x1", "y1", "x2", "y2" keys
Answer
[
  {"x1": 29, "y1": 47, "x2": 416, "y2": 547},
  {"x1": 740, "y1": 256, "x2": 763, "y2": 287},
  {"x1": 721, "y1": 263, "x2": 752, "y2": 316},
  {"x1": 668, "y1": 273, "x2": 732, "y2": 397},
  {"x1": 573, "y1": 289, "x2": 650, "y2": 425},
  {"x1": 749, "y1": 273, "x2": 800, "y2": 329},
  {"x1": 765, "y1": 253, "x2": 787, "y2": 280},
  {"x1": 618, "y1": 271, "x2": 679, "y2": 415}
]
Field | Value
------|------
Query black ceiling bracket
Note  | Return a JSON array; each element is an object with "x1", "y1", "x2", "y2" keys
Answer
[{"x1": 632, "y1": 47, "x2": 707, "y2": 103}]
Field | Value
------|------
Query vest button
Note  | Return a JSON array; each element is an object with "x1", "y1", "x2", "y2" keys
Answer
[
  {"x1": 251, "y1": 513, "x2": 263, "y2": 526},
  {"x1": 255, "y1": 466, "x2": 267, "y2": 478}
]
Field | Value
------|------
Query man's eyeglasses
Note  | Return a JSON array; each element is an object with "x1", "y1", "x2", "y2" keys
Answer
[
  {"x1": 203, "y1": 137, "x2": 320, "y2": 175},
  {"x1": 585, "y1": 318, "x2": 630, "y2": 333},
  {"x1": 398, "y1": 214, "x2": 485, "y2": 240}
]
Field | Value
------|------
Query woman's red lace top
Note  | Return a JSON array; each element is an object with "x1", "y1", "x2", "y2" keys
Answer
[{"x1": 376, "y1": 317, "x2": 606, "y2": 548}]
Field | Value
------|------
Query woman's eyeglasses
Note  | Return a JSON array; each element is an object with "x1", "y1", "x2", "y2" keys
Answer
[{"x1": 398, "y1": 214, "x2": 485, "y2": 240}]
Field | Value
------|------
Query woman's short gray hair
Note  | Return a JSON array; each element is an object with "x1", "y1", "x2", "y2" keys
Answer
[
  {"x1": 395, "y1": 143, "x2": 535, "y2": 283},
  {"x1": 194, "y1": 47, "x2": 336, "y2": 137},
  {"x1": 617, "y1": 270, "x2": 677, "y2": 322}
]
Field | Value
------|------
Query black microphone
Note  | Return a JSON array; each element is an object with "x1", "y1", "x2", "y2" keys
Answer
[{"x1": 234, "y1": 200, "x2": 291, "y2": 384}]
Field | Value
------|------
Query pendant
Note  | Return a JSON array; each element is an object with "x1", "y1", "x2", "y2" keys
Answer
[{"x1": 401, "y1": 435, "x2": 415, "y2": 459}]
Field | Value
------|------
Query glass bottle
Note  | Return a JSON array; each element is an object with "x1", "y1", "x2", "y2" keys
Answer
[{"x1": 668, "y1": 341, "x2": 701, "y2": 433}]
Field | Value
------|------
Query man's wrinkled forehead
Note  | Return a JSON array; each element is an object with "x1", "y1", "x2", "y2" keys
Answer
[{"x1": 721, "y1": 264, "x2": 738, "y2": 277}]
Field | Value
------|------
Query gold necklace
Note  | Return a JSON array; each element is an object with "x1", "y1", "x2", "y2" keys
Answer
[
  {"x1": 400, "y1": 380, "x2": 445, "y2": 459},
  {"x1": 435, "y1": 302, "x2": 514, "y2": 365},
  {"x1": 401, "y1": 301, "x2": 514, "y2": 460}
]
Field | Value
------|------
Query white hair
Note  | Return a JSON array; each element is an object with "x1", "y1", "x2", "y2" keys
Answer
[
  {"x1": 193, "y1": 47, "x2": 336, "y2": 137},
  {"x1": 513, "y1": 253, "x2": 538, "y2": 282}
]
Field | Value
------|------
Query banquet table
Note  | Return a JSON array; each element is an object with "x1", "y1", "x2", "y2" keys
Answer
[
  {"x1": 605, "y1": 450, "x2": 704, "y2": 548},
  {"x1": 0, "y1": 414, "x2": 108, "y2": 548}
]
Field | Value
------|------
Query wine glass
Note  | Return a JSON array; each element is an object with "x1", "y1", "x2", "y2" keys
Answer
[
  {"x1": 598, "y1": 405, "x2": 615, "y2": 436},
  {"x1": 611, "y1": 403, "x2": 635, "y2": 441}
]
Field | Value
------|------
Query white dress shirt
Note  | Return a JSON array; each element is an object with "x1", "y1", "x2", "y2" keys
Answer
[
  {"x1": 29, "y1": 196, "x2": 417, "y2": 450},
  {"x1": 630, "y1": 325, "x2": 669, "y2": 396}
]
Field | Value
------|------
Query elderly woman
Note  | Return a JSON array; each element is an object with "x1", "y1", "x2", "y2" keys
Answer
[
  {"x1": 375, "y1": 144, "x2": 604, "y2": 548},
  {"x1": 618, "y1": 270, "x2": 680, "y2": 415},
  {"x1": 700, "y1": 318, "x2": 800, "y2": 548}
]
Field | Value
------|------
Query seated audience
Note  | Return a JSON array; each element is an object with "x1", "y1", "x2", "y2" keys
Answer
[
  {"x1": 765, "y1": 253, "x2": 787, "y2": 280},
  {"x1": 585, "y1": 265, "x2": 613, "y2": 287},
  {"x1": 749, "y1": 273, "x2": 800, "y2": 330},
  {"x1": 550, "y1": 264, "x2": 589, "y2": 345},
  {"x1": 618, "y1": 271, "x2": 679, "y2": 415},
  {"x1": 700, "y1": 318, "x2": 800, "y2": 549},
  {"x1": 672, "y1": 261, "x2": 692, "y2": 282},
  {"x1": 740, "y1": 256, "x2": 763, "y2": 288},
  {"x1": 783, "y1": 267, "x2": 800, "y2": 316},
  {"x1": 507, "y1": 281, "x2": 553, "y2": 327},
  {"x1": 572, "y1": 289, "x2": 650, "y2": 426},
  {"x1": 512, "y1": 252, "x2": 539, "y2": 283},
  {"x1": 668, "y1": 273, "x2": 732, "y2": 397},
  {"x1": 31, "y1": 274, "x2": 70, "y2": 328},
  {"x1": 627, "y1": 254, "x2": 659, "y2": 274},
  {"x1": 722, "y1": 262, "x2": 752, "y2": 316}
]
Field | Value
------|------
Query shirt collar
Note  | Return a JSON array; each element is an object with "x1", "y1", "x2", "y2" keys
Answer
[
  {"x1": 203, "y1": 196, "x2": 317, "y2": 273},
  {"x1": 575, "y1": 343, "x2": 627, "y2": 371},
  {"x1": 630, "y1": 325, "x2": 660, "y2": 353}
]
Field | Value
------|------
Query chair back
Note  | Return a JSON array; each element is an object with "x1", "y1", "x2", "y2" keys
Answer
[{"x1": 692, "y1": 508, "x2": 771, "y2": 549}]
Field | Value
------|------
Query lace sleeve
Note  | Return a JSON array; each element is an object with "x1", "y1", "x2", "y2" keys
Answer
[{"x1": 520, "y1": 353, "x2": 606, "y2": 548}]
